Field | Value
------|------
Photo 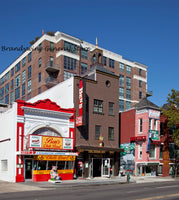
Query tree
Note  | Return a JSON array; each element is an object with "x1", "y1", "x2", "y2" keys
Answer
[{"x1": 162, "y1": 89, "x2": 179, "y2": 146}]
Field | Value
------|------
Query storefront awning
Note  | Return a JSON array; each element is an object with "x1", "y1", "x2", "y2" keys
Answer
[{"x1": 17, "y1": 151, "x2": 78, "y2": 156}]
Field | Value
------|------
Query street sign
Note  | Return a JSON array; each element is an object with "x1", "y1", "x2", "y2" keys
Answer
[{"x1": 149, "y1": 130, "x2": 159, "y2": 140}]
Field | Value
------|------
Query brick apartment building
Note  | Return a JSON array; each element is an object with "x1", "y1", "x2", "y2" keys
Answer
[{"x1": 0, "y1": 31, "x2": 151, "y2": 111}]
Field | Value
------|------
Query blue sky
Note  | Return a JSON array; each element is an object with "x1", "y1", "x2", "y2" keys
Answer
[{"x1": 0, "y1": 0, "x2": 178, "y2": 107}]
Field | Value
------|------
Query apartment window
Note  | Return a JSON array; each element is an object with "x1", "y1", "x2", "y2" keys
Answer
[
  {"x1": 103, "y1": 56, "x2": 107, "y2": 66},
  {"x1": 10, "y1": 92, "x2": 14, "y2": 103},
  {"x1": 109, "y1": 102, "x2": 114, "y2": 115},
  {"x1": 28, "y1": 66, "x2": 31, "y2": 79},
  {"x1": 149, "y1": 144, "x2": 156, "y2": 158},
  {"x1": 154, "y1": 119, "x2": 157, "y2": 130},
  {"x1": 39, "y1": 58, "x2": 41, "y2": 67},
  {"x1": 81, "y1": 48, "x2": 88, "y2": 59},
  {"x1": 139, "y1": 91, "x2": 142, "y2": 99},
  {"x1": 27, "y1": 80, "x2": 31, "y2": 93},
  {"x1": 22, "y1": 83, "x2": 25, "y2": 96},
  {"x1": 64, "y1": 71, "x2": 76, "y2": 81},
  {"x1": 5, "y1": 83, "x2": 9, "y2": 95},
  {"x1": 15, "y1": 87, "x2": 20, "y2": 101},
  {"x1": 22, "y1": 70, "x2": 26, "y2": 83},
  {"x1": 5, "y1": 94, "x2": 9, "y2": 104},
  {"x1": 64, "y1": 56, "x2": 77, "y2": 71},
  {"x1": 93, "y1": 99, "x2": 103, "y2": 113},
  {"x1": 81, "y1": 63, "x2": 88, "y2": 75},
  {"x1": 28, "y1": 52, "x2": 32, "y2": 62},
  {"x1": 38, "y1": 87, "x2": 41, "y2": 94},
  {"x1": 38, "y1": 72, "x2": 41, "y2": 82},
  {"x1": 0, "y1": 76, "x2": 4, "y2": 85},
  {"x1": 0, "y1": 87, "x2": 4, "y2": 98},
  {"x1": 160, "y1": 122, "x2": 164, "y2": 136},
  {"x1": 39, "y1": 43, "x2": 42, "y2": 53},
  {"x1": 126, "y1": 77, "x2": 131, "y2": 88},
  {"x1": 139, "y1": 118, "x2": 143, "y2": 133},
  {"x1": 119, "y1": 87, "x2": 124, "y2": 98},
  {"x1": 138, "y1": 144, "x2": 142, "y2": 159},
  {"x1": 108, "y1": 127, "x2": 114, "y2": 140},
  {"x1": 139, "y1": 80, "x2": 142, "y2": 87},
  {"x1": 95, "y1": 125, "x2": 101, "y2": 140},
  {"x1": 15, "y1": 75, "x2": 20, "y2": 88},
  {"x1": 64, "y1": 41, "x2": 77, "y2": 54},
  {"x1": 149, "y1": 118, "x2": 152, "y2": 130},
  {"x1": 126, "y1": 89, "x2": 131, "y2": 100},
  {"x1": 0, "y1": 98, "x2": 4, "y2": 104},
  {"x1": 1, "y1": 160, "x2": 8, "y2": 171},
  {"x1": 119, "y1": 63, "x2": 124, "y2": 72},
  {"x1": 119, "y1": 100, "x2": 124, "y2": 111},
  {"x1": 27, "y1": 93, "x2": 31, "y2": 100},
  {"x1": 11, "y1": 79, "x2": 14, "y2": 91},
  {"x1": 5, "y1": 72, "x2": 9, "y2": 81},
  {"x1": 169, "y1": 143, "x2": 175, "y2": 159},
  {"x1": 119, "y1": 75, "x2": 124, "y2": 86},
  {"x1": 109, "y1": 59, "x2": 114, "y2": 68},
  {"x1": 126, "y1": 65, "x2": 131, "y2": 74},
  {"x1": 50, "y1": 42, "x2": 54, "y2": 52},
  {"x1": 139, "y1": 69, "x2": 142, "y2": 76},
  {"x1": 15, "y1": 62, "x2": 20, "y2": 73},
  {"x1": 160, "y1": 145, "x2": 163, "y2": 159},
  {"x1": 22, "y1": 57, "x2": 26, "y2": 67},
  {"x1": 11, "y1": 68, "x2": 14, "y2": 77},
  {"x1": 126, "y1": 101, "x2": 131, "y2": 110}
]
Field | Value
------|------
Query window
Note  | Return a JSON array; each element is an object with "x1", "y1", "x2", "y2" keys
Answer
[
  {"x1": 27, "y1": 92, "x2": 31, "y2": 100},
  {"x1": 93, "y1": 99, "x2": 103, "y2": 113},
  {"x1": 38, "y1": 87, "x2": 41, "y2": 94},
  {"x1": 64, "y1": 71, "x2": 76, "y2": 81},
  {"x1": 139, "y1": 69, "x2": 142, "y2": 76},
  {"x1": 39, "y1": 58, "x2": 41, "y2": 67},
  {"x1": 28, "y1": 66, "x2": 31, "y2": 79},
  {"x1": 149, "y1": 118, "x2": 152, "y2": 130},
  {"x1": 5, "y1": 72, "x2": 9, "y2": 81},
  {"x1": 27, "y1": 80, "x2": 31, "y2": 93},
  {"x1": 139, "y1": 118, "x2": 143, "y2": 133},
  {"x1": 1, "y1": 160, "x2": 8, "y2": 171},
  {"x1": 149, "y1": 144, "x2": 156, "y2": 158},
  {"x1": 0, "y1": 98, "x2": 4, "y2": 103},
  {"x1": 119, "y1": 75, "x2": 124, "y2": 86},
  {"x1": 160, "y1": 122, "x2": 164, "y2": 136},
  {"x1": 64, "y1": 41, "x2": 77, "y2": 54},
  {"x1": 119, "y1": 63, "x2": 124, "y2": 72},
  {"x1": 126, "y1": 101, "x2": 131, "y2": 110},
  {"x1": 10, "y1": 92, "x2": 14, "y2": 103},
  {"x1": 38, "y1": 72, "x2": 41, "y2": 82},
  {"x1": 28, "y1": 52, "x2": 32, "y2": 62},
  {"x1": 0, "y1": 76, "x2": 4, "y2": 85},
  {"x1": 39, "y1": 43, "x2": 42, "y2": 53},
  {"x1": 119, "y1": 87, "x2": 124, "y2": 98},
  {"x1": 126, "y1": 77, "x2": 131, "y2": 88},
  {"x1": 169, "y1": 143, "x2": 175, "y2": 159},
  {"x1": 64, "y1": 56, "x2": 77, "y2": 71},
  {"x1": 119, "y1": 100, "x2": 124, "y2": 111},
  {"x1": 160, "y1": 145, "x2": 163, "y2": 159},
  {"x1": 154, "y1": 119, "x2": 157, "y2": 130},
  {"x1": 15, "y1": 75, "x2": 20, "y2": 88},
  {"x1": 50, "y1": 42, "x2": 54, "y2": 52},
  {"x1": 22, "y1": 57, "x2": 26, "y2": 67},
  {"x1": 5, "y1": 83, "x2": 9, "y2": 95},
  {"x1": 139, "y1": 91, "x2": 142, "y2": 99},
  {"x1": 95, "y1": 125, "x2": 101, "y2": 139},
  {"x1": 0, "y1": 87, "x2": 4, "y2": 98},
  {"x1": 159, "y1": 165, "x2": 163, "y2": 174},
  {"x1": 81, "y1": 48, "x2": 88, "y2": 59},
  {"x1": 15, "y1": 62, "x2": 20, "y2": 73},
  {"x1": 11, "y1": 79, "x2": 14, "y2": 91},
  {"x1": 126, "y1": 65, "x2": 131, "y2": 74},
  {"x1": 22, "y1": 83, "x2": 25, "y2": 96},
  {"x1": 126, "y1": 89, "x2": 131, "y2": 100},
  {"x1": 103, "y1": 56, "x2": 107, "y2": 66},
  {"x1": 138, "y1": 144, "x2": 142, "y2": 159},
  {"x1": 5, "y1": 94, "x2": 9, "y2": 104},
  {"x1": 109, "y1": 59, "x2": 114, "y2": 68},
  {"x1": 11, "y1": 68, "x2": 14, "y2": 77},
  {"x1": 81, "y1": 63, "x2": 88, "y2": 75},
  {"x1": 22, "y1": 70, "x2": 26, "y2": 83},
  {"x1": 139, "y1": 80, "x2": 142, "y2": 87},
  {"x1": 108, "y1": 127, "x2": 114, "y2": 140},
  {"x1": 109, "y1": 102, "x2": 114, "y2": 115},
  {"x1": 15, "y1": 87, "x2": 20, "y2": 101}
]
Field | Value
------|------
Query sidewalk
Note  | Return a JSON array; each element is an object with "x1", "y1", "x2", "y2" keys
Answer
[{"x1": 0, "y1": 176, "x2": 177, "y2": 194}]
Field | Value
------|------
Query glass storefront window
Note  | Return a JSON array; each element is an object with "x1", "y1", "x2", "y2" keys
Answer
[
  {"x1": 57, "y1": 161, "x2": 66, "y2": 170},
  {"x1": 47, "y1": 161, "x2": 57, "y2": 170}
]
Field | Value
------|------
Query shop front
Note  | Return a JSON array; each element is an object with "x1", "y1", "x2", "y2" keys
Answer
[{"x1": 136, "y1": 162, "x2": 160, "y2": 176}]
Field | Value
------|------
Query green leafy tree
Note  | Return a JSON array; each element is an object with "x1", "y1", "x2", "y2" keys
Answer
[{"x1": 162, "y1": 89, "x2": 179, "y2": 146}]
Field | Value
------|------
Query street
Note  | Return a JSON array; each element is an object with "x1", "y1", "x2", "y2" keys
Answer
[{"x1": 0, "y1": 180, "x2": 179, "y2": 200}]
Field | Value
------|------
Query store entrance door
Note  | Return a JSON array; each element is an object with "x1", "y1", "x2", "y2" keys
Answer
[
  {"x1": 102, "y1": 158, "x2": 110, "y2": 177},
  {"x1": 25, "y1": 159, "x2": 33, "y2": 180}
]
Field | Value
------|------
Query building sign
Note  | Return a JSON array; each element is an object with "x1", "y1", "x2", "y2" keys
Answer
[
  {"x1": 149, "y1": 109, "x2": 160, "y2": 119},
  {"x1": 28, "y1": 135, "x2": 73, "y2": 150},
  {"x1": 76, "y1": 80, "x2": 83, "y2": 127},
  {"x1": 33, "y1": 155, "x2": 76, "y2": 161},
  {"x1": 149, "y1": 130, "x2": 159, "y2": 140},
  {"x1": 76, "y1": 115, "x2": 82, "y2": 126}
]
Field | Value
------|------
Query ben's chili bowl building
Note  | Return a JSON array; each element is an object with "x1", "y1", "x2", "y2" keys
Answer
[{"x1": 0, "y1": 99, "x2": 77, "y2": 182}]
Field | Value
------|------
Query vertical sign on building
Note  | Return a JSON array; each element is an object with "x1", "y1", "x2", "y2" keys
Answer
[{"x1": 76, "y1": 80, "x2": 83, "y2": 126}]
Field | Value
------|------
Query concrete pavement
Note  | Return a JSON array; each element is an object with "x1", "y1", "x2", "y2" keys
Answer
[{"x1": 0, "y1": 176, "x2": 176, "y2": 194}]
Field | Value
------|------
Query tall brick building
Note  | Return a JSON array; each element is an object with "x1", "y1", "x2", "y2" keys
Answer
[{"x1": 0, "y1": 31, "x2": 151, "y2": 111}]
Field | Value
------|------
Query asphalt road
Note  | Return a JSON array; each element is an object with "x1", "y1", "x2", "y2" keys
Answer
[{"x1": 0, "y1": 181, "x2": 179, "y2": 200}]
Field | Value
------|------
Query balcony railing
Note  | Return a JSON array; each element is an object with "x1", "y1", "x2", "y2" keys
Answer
[
  {"x1": 45, "y1": 61, "x2": 59, "y2": 73},
  {"x1": 45, "y1": 76, "x2": 59, "y2": 87}
]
